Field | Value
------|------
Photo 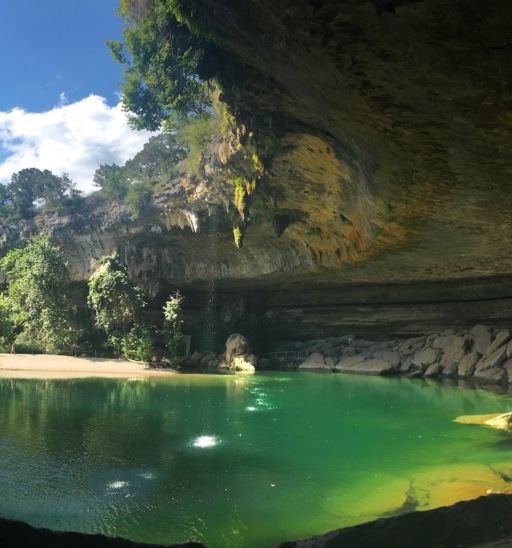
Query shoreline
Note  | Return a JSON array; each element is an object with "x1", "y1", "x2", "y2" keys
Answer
[{"x1": 0, "y1": 353, "x2": 179, "y2": 379}]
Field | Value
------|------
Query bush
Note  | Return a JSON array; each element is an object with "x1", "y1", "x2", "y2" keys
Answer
[{"x1": 120, "y1": 324, "x2": 154, "y2": 363}]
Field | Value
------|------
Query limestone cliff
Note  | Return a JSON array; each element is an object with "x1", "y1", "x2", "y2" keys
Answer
[{"x1": 2, "y1": 0, "x2": 512, "y2": 343}]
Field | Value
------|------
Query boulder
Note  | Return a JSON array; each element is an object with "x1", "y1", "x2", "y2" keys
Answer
[
  {"x1": 473, "y1": 366, "x2": 506, "y2": 383},
  {"x1": 475, "y1": 345, "x2": 507, "y2": 372},
  {"x1": 470, "y1": 325, "x2": 492, "y2": 355},
  {"x1": 424, "y1": 363, "x2": 442, "y2": 378},
  {"x1": 457, "y1": 352, "x2": 481, "y2": 378},
  {"x1": 224, "y1": 333, "x2": 249, "y2": 364},
  {"x1": 336, "y1": 358, "x2": 395, "y2": 376},
  {"x1": 221, "y1": 333, "x2": 256, "y2": 373},
  {"x1": 432, "y1": 335, "x2": 455, "y2": 351},
  {"x1": 440, "y1": 335, "x2": 471, "y2": 369},
  {"x1": 399, "y1": 355, "x2": 413, "y2": 373},
  {"x1": 299, "y1": 352, "x2": 330, "y2": 371},
  {"x1": 398, "y1": 337, "x2": 426, "y2": 356},
  {"x1": 334, "y1": 354, "x2": 366, "y2": 371},
  {"x1": 373, "y1": 349, "x2": 401, "y2": 368},
  {"x1": 502, "y1": 358, "x2": 512, "y2": 382},
  {"x1": 482, "y1": 329, "x2": 511, "y2": 359},
  {"x1": 230, "y1": 354, "x2": 257, "y2": 373},
  {"x1": 506, "y1": 340, "x2": 512, "y2": 359},
  {"x1": 411, "y1": 348, "x2": 441, "y2": 369},
  {"x1": 325, "y1": 357, "x2": 335, "y2": 367}
]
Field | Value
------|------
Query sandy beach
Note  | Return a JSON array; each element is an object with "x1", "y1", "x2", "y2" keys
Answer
[{"x1": 0, "y1": 353, "x2": 178, "y2": 379}]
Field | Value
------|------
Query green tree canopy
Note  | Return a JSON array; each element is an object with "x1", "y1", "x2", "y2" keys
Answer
[
  {"x1": 87, "y1": 253, "x2": 145, "y2": 335},
  {"x1": 163, "y1": 291, "x2": 184, "y2": 361},
  {"x1": 0, "y1": 234, "x2": 72, "y2": 352},
  {"x1": 108, "y1": 0, "x2": 211, "y2": 130}
]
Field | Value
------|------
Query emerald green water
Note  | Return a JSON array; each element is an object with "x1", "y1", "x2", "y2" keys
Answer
[{"x1": 1, "y1": 373, "x2": 512, "y2": 547}]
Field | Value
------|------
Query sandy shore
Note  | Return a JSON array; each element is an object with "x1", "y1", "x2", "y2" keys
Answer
[{"x1": 0, "y1": 353, "x2": 178, "y2": 379}]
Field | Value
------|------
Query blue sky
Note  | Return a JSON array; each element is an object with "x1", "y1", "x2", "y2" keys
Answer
[
  {"x1": 0, "y1": 0, "x2": 123, "y2": 111},
  {"x1": 0, "y1": 1, "x2": 153, "y2": 191}
]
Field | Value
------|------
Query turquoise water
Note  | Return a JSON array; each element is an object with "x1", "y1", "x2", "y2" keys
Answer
[{"x1": 0, "y1": 373, "x2": 512, "y2": 547}]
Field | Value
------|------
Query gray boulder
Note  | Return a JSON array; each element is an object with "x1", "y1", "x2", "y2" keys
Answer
[
  {"x1": 482, "y1": 329, "x2": 511, "y2": 360},
  {"x1": 337, "y1": 358, "x2": 395, "y2": 376},
  {"x1": 432, "y1": 335, "x2": 455, "y2": 351},
  {"x1": 440, "y1": 335, "x2": 470, "y2": 369},
  {"x1": 457, "y1": 352, "x2": 481, "y2": 378},
  {"x1": 373, "y1": 349, "x2": 401, "y2": 368},
  {"x1": 411, "y1": 348, "x2": 441, "y2": 369},
  {"x1": 475, "y1": 345, "x2": 507, "y2": 372},
  {"x1": 334, "y1": 354, "x2": 366, "y2": 371},
  {"x1": 424, "y1": 363, "x2": 442, "y2": 378},
  {"x1": 473, "y1": 366, "x2": 506, "y2": 383},
  {"x1": 470, "y1": 325, "x2": 492, "y2": 355},
  {"x1": 299, "y1": 352, "x2": 330, "y2": 371},
  {"x1": 502, "y1": 359, "x2": 512, "y2": 382}
]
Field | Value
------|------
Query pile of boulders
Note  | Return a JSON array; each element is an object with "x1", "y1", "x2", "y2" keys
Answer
[{"x1": 297, "y1": 325, "x2": 512, "y2": 384}]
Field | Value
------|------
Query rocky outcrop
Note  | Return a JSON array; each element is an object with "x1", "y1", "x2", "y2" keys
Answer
[
  {"x1": 218, "y1": 333, "x2": 256, "y2": 373},
  {"x1": 285, "y1": 324, "x2": 512, "y2": 384}
]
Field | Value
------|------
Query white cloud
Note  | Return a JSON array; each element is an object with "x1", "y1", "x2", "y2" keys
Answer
[{"x1": 0, "y1": 95, "x2": 154, "y2": 192}]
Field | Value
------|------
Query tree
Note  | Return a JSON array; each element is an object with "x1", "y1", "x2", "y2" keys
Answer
[
  {"x1": 124, "y1": 180, "x2": 153, "y2": 219},
  {"x1": 87, "y1": 253, "x2": 145, "y2": 335},
  {"x1": 0, "y1": 294, "x2": 18, "y2": 351},
  {"x1": 8, "y1": 168, "x2": 80, "y2": 218},
  {"x1": 0, "y1": 234, "x2": 73, "y2": 352},
  {"x1": 163, "y1": 291, "x2": 184, "y2": 362},
  {"x1": 108, "y1": 0, "x2": 211, "y2": 130},
  {"x1": 93, "y1": 164, "x2": 130, "y2": 200}
]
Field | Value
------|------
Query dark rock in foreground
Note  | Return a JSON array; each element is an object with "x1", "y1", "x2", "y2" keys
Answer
[
  {"x1": 278, "y1": 494, "x2": 512, "y2": 548},
  {"x1": 0, "y1": 516, "x2": 205, "y2": 548}
]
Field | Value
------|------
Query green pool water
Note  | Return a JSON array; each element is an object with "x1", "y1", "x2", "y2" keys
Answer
[{"x1": 0, "y1": 373, "x2": 512, "y2": 547}]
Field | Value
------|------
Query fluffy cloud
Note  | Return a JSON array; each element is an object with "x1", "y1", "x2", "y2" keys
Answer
[{"x1": 0, "y1": 95, "x2": 154, "y2": 192}]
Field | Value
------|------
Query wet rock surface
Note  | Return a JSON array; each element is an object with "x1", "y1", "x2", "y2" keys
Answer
[
  {"x1": 0, "y1": 516, "x2": 204, "y2": 548},
  {"x1": 278, "y1": 494, "x2": 512, "y2": 548}
]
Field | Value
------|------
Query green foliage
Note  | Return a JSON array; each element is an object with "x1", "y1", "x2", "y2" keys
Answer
[
  {"x1": 0, "y1": 168, "x2": 82, "y2": 224},
  {"x1": 178, "y1": 112, "x2": 218, "y2": 175},
  {"x1": 233, "y1": 225, "x2": 242, "y2": 249},
  {"x1": 163, "y1": 291, "x2": 184, "y2": 361},
  {"x1": 87, "y1": 253, "x2": 145, "y2": 335},
  {"x1": 93, "y1": 164, "x2": 130, "y2": 200},
  {"x1": 124, "y1": 181, "x2": 153, "y2": 219},
  {"x1": 233, "y1": 176, "x2": 246, "y2": 218},
  {"x1": 120, "y1": 324, "x2": 154, "y2": 362},
  {"x1": 0, "y1": 234, "x2": 73, "y2": 352},
  {"x1": 0, "y1": 294, "x2": 17, "y2": 350},
  {"x1": 109, "y1": 0, "x2": 211, "y2": 130}
]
